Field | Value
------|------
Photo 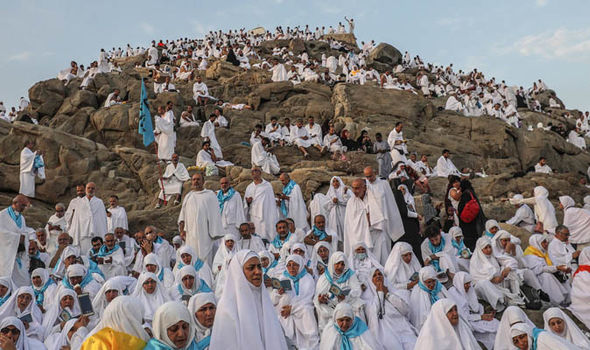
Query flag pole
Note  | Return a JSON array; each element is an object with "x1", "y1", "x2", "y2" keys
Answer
[{"x1": 154, "y1": 143, "x2": 167, "y2": 205}]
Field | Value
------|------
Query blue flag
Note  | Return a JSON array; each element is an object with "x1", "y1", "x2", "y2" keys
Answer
[{"x1": 138, "y1": 78, "x2": 155, "y2": 147}]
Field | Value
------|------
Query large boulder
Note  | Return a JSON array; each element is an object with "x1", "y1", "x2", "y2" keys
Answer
[
  {"x1": 28, "y1": 79, "x2": 66, "y2": 118},
  {"x1": 366, "y1": 43, "x2": 402, "y2": 72}
]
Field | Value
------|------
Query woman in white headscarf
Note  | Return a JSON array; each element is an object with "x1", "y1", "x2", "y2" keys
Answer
[
  {"x1": 448, "y1": 226, "x2": 471, "y2": 272},
  {"x1": 132, "y1": 272, "x2": 172, "y2": 324},
  {"x1": 0, "y1": 286, "x2": 45, "y2": 341},
  {"x1": 56, "y1": 263, "x2": 102, "y2": 301},
  {"x1": 409, "y1": 266, "x2": 448, "y2": 330},
  {"x1": 41, "y1": 288, "x2": 81, "y2": 339},
  {"x1": 91, "y1": 277, "x2": 125, "y2": 320},
  {"x1": 559, "y1": 195, "x2": 590, "y2": 246},
  {"x1": 523, "y1": 234, "x2": 570, "y2": 305},
  {"x1": 81, "y1": 296, "x2": 149, "y2": 350},
  {"x1": 323, "y1": 176, "x2": 351, "y2": 245},
  {"x1": 510, "y1": 322, "x2": 579, "y2": 350},
  {"x1": 414, "y1": 298, "x2": 481, "y2": 350},
  {"x1": 173, "y1": 245, "x2": 214, "y2": 288},
  {"x1": 0, "y1": 317, "x2": 47, "y2": 350},
  {"x1": 570, "y1": 247, "x2": 590, "y2": 330},
  {"x1": 30, "y1": 268, "x2": 57, "y2": 313},
  {"x1": 143, "y1": 253, "x2": 175, "y2": 289},
  {"x1": 494, "y1": 305, "x2": 535, "y2": 350},
  {"x1": 469, "y1": 236, "x2": 523, "y2": 311},
  {"x1": 310, "y1": 241, "x2": 333, "y2": 279},
  {"x1": 383, "y1": 242, "x2": 421, "y2": 302},
  {"x1": 314, "y1": 251, "x2": 364, "y2": 332},
  {"x1": 448, "y1": 271, "x2": 499, "y2": 350},
  {"x1": 348, "y1": 242, "x2": 382, "y2": 296},
  {"x1": 365, "y1": 267, "x2": 417, "y2": 350},
  {"x1": 270, "y1": 254, "x2": 319, "y2": 349},
  {"x1": 483, "y1": 219, "x2": 500, "y2": 239},
  {"x1": 510, "y1": 186, "x2": 557, "y2": 233},
  {"x1": 0, "y1": 276, "x2": 16, "y2": 308},
  {"x1": 169, "y1": 265, "x2": 212, "y2": 304},
  {"x1": 211, "y1": 234, "x2": 238, "y2": 278},
  {"x1": 319, "y1": 302, "x2": 381, "y2": 350},
  {"x1": 188, "y1": 293, "x2": 216, "y2": 350},
  {"x1": 209, "y1": 249, "x2": 288, "y2": 350},
  {"x1": 543, "y1": 307, "x2": 590, "y2": 349},
  {"x1": 44, "y1": 317, "x2": 88, "y2": 350},
  {"x1": 144, "y1": 301, "x2": 196, "y2": 350}
]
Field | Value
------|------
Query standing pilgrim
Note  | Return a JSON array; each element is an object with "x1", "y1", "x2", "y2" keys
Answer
[
  {"x1": 324, "y1": 176, "x2": 350, "y2": 247},
  {"x1": 19, "y1": 140, "x2": 45, "y2": 198},
  {"x1": 278, "y1": 173, "x2": 309, "y2": 231},
  {"x1": 244, "y1": 168, "x2": 279, "y2": 242},
  {"x1": 154, "y1": 105, "x2": 176, "y2": 161},
  {"x1": 68, "y1": 182, "x2": 108, "y2": 253},
  {"x1": 156, "y1": 153, "x2": 190, "y2": 208},
  {"x1": 217, "y1": 177, "x2": 245, "y2": 235},
  {"x1": 201, "y1": 113, "x2": 224, "y2": 159},
  {"x1": 179, "y1": 173, "x2": 224, "y2": 264},
  {"x1": 0, "y1": 195, "x2": 32, "y2": 287},
  {"x1": 106, "y1": 195, "x2": 127, "y2": 234},
  {"x1": 509, "y1": 186, "x2": 557, "y2": 233},
  {"x1": 363, "y1": 166, "x2": 405, "y2": 264}
]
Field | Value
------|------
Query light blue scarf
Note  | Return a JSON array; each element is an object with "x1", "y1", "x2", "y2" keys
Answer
[
  {"x1": 282, "y1": 268, "x2": 307, "y2": 295},
  {"x1": 418, "y1": 280, "x2": 442, "y2": 304},
  {"x1": 280, "y1": 180, "x2": 297, "y2": 216},
  {"x1": 311, "y1": 225, "x2": 328, "y2": 240},
  {"x1": 96, "y1": 244, "x2": 120, "y2": 257},
  {"x1": 428, "y1": 236, "x2": 446, "y2": 272},
  {"x1": 217, "y1": 187, "x2": 235, "y2": 212},
  {"x1": 335, "y1": 316, "x2": 368, "y2": 350},
  {"x1": 7, "y1": 206, "x2": 22, "y2": 228},
  {"x1": 271, "y1": 232, "x2": 292, "y2": 249}
]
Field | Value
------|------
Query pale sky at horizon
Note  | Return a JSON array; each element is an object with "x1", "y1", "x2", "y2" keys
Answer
[{"x1": 1, "y1": 0, "x2": 589, "y2": 111}]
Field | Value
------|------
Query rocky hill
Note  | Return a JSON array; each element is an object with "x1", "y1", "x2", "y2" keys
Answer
[{"x1": 1, "y1": 35, "x2": 589, "y2": 236}]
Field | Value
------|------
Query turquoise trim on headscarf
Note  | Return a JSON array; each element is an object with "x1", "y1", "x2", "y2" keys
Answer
[
  {"x1": 484, "y1": 231, "x2": 494, "y2": 238},
  {"x1": 34, "y1": 279, "x2": 55, "y2": 306},
  {"x1": 144, "y1": 338, "x2": 174, "y2": 350},
  {"x1": 418, "y1": 280, "x2": 442, "y2": 304},
  {"x1": 0, "y1": 293, "x2": 11, "y2": 307},
  {"x1": 62, "y1": 271, "x2": 94, "y2": 290},
  {"x1": 531, "y1": 328, "x2": 545, "y2": 350},
  {"x1": 97, "y1": 244, "x2": 120, "y2": 257},
  {"x1": 195, "y1": 335, "x2": 210, "y2": 350},
  {"x1": 178, "y1": 258, "x2": 205, "y2": 273},
  {"x1": 428, "y1": 235, "x2": 446, "y2": 272},
  {"x1": 311, "y1": 225, "x2": 328, "y2": 240},
  {"x1": 271, "y1": 232, "x2": 292, "y2": 249},
  {"x1": 87, "y1": 259, "x2": 105, "y2": 279},
  {"x1": 451, "y1": 238, "x2": 466, "y2": 257},
  {"x1": 263, "y1": 259, "x2": 278, "y2": 275},
  {"x1": 154, "y1": 236, "x2": 164, "y2": 244},
  {"x1": 282, "y1": 268, "x2": 307, "y2": 295},
  {"x1": 7, "y1": 206, "x2": 22, "y2": 228},
  {"x1": 334, "y1": 316, "x2": 368, "y2": 350},
  {"x1": 280, "y1": 180, "x2": 296, "y2": 216},
  {"x1": 177, "y1": 279, "x2": 212, "y2": 296},
  {"x1": 324, "y1": 267, "x2": 354, "y2": 285},
  {"x1": 217, "y1": 187, "x2": 235, "y2": 212}
]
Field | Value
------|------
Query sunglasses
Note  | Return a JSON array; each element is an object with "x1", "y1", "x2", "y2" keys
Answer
[{"x1": 1, "y1": 327, "x2": 20, "y2": 335}]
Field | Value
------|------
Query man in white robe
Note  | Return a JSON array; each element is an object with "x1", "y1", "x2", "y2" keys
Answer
[
  {"x1": 19, "y1": 140, "x2": 45, "y2": 198},
  {"x1": 364, "y1": 166, "x2": 405, "y2": 264},
  {"x1": 434, "y1": 149, "x2": 462, "y2": 177},
  {"x1": 217, "y1": 177, "x2": 246, "y2": 236},
  {"x1": 0, "y1": 195, "x2": 33, "y2": 286},
  {"x1": 239, "y1": 222, "x2": 266, "y2": 252},
  {"x1": 44, "y1": 203, "x2": 67, "y2": 256},
  {"x1": 270, "y1": 60, "x2": 288, "y2": 82},
  {"x1": 534, "y1": 157, "x2": 552, "y2": 174},
  {"x1": 106, "y1": 195, "x2": 128, "y2": 234},
  {"x1": 505, "y1": 194, "x2": 536, "y2": 233},
  {"x1": 178, "y1": 173, "x2": 224, "y2": 264},
  {"x1": 68, "y1": 182, "x2": 108, "y2": 253},
  {"x1": 548, "y1": 225, "x2": 579, "y2": 272},
  {"x1": 445, "y1": 92, "x2": 464, "y2": 112},
  {"x1": 265, "y1": 117, "x2": 284, "y2": 144},
  {"x1": 104, "y1": 89, "x2": 122, "y2": 107},
  {"x1": 196, "y1": 141, "x2": 233, "y2": 176},
  {"x1": 277, "y1": 173, "x2": 309, "y2": 231},
  {"x1": 147, "y1": 44, "x2": 159, "y2": 67},
  {"x1": 154, "y1": 105, "x2": 176, "y2": 161},
  {"x1": 243, "y1": 167, "x2": 279, "y2": 242},
  {"x1": 387, "y1": 122, "x2": 408, "y2": 156},
  {"x1": 201, "y1": 114, "x2": 223, "y2": 159},
  {"x1": 290, "y1": 119, "x2": 314, "y2": 157},
  {"x1": 157, "y1": 153, "x2": 190, "y2": 208},
  {"x1": 96, "y1": 232, "x2": 126, "y2": 280},
  {"x1": 305, "y1": 117, "x2": 323, "y2": 147},
  {"x1": 193, "y1": 76, "x2": 212, "y2": 105},
  {"x1": 251, "y1": 137, "x2": 280, "y2": 175}
]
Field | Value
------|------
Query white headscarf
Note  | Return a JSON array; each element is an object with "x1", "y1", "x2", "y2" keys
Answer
[
  {"x1": 84, "y1": 295, "x2": 149, "y2": 342},
  {"x1": 209, "y1": 249, "x2": 288, "y2": 350},
  {"x1": 143, "y1": 253, "x2": 164, "y2": 276},
  {"x1": 510, "y1": 323, "x2": 579, "y2": 350},
  {"x1": 310, "y1": 241, "x2": 332, "y2": 277},
  {"x1": 0, "y1": 276, "x2": 16, "y2": 304},
  {"x1": 543, "y1": 307, "x2": 590, "y2": 348},
  {"x1": 132, "y1": 272, "x2": 172, "y2": 322},
  {"x1": 175, "y1": 265, "x2": 206, "y2": 296},
  {"x1": 469, "y1": 236, "x2": 500, "y2": 281},
  {"x1": 533, "y1": 186, "x2": 557, "y2": 232},
  {"x1": 318, "y1": 302, "x2": 379, "y2": 350},
  {"x1": 44, "y1": 318, "x2": 80, "y2": 350},
  {"x1": 188, "y1": 292, "x2": 216, "y2": 336},
  {"x1": 212, "y1": 234, "x2": 239, "y2": 272},
  {"x1": 414, "y1": 298, "x2": 481, "y2": 350},
  {"x1": 448, "y1": 271, "x2": 481, "y2": 313},
  {"x1": 348, "y1": 242, "x2": 382, "y2": 279},
  {"x1": 398, "y1": 184, "x2": 416, "y2": 211},
  {"x1": 152, "y1": 301, "x2": 196, "y2": 350},
  {"x1": 91, "y1": 277, "x2": 124, "y2": 318},
  {"x1": 0, "y1": 286, "x2": 43, "y2": 327},
  {"x1": 494, "y1": 306, "x2": 535, "y2": 350},
  {"x1": 384, "y1": 242, "x2": 421, "y2": 286},
  {"x1": 485, "y1": 219, "x2": 499, "y2": 234},
  {"x1": 559, "y1": 195, "x2": 590, "y2": 244},
  {"x1": 326, "y1": 176, "x2": 346, "y2": 202},
  {"x1": 42, "y1": 288, "x2": 81, "y2": 339},
  {"x1": 0, "y1": 317, "x2": 31, "y2": 350}
]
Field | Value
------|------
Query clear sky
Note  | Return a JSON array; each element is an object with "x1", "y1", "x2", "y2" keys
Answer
[{"x1": 1, "y1": 0, "x2": 589, "y2": 111}]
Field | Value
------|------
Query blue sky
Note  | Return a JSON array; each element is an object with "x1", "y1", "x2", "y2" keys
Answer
[{"x1": 1, "y1": 0, "x2": 589, "y2": 111}]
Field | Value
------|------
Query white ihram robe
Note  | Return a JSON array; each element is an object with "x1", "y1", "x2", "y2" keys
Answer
[
  {"x1": 159, "y1": 162, "x2": 190, "y2": 201},
  {"x1": 0, "y1": 208, "x2": 32, "y2": 286},
  {"x1": 107, "y1": 206, "x2": 128, "y2": 233},
  {"x1": 69, "y1": 196, "x2": 108, "y2": 253},
  {"x1": 19, "y1": 147, "x2": 45, "y2": 198},
  {"x1": 178, "y1": 190, "x2": 224, "y2": 264},
  {"x1": 218, "y1": 189, "x2": 246, "y2": 235},
  {"x1": 243, "y1": 180, "x2": 279, "y2": 242},
  {"x1": 290, "y1": 126, "x2": 313, "y2": 148},
  {"x1": 323, "y1": 177, "x2": 350, "y2": 245},
  {"x1": 201, "y1": 120, "x2": 223, "y2": 158},
  {"x1": 155, "y1": 114, "x2": 176, "y2": 160},
  {"x1": 280, "y1": 182, "x2": 309, "y2": 231},
  {"x1": 251, "y1": 141, "x2": 280, "y2": 175}
]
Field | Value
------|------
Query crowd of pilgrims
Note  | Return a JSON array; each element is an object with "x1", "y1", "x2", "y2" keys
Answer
[{"x1": 2, "y1": 22, "x2": 590, "y2": 350}]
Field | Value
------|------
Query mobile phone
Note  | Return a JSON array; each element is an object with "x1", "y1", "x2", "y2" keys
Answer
[{"x1": 78, "y1": 293, "x2": 95, "y2": 316}]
